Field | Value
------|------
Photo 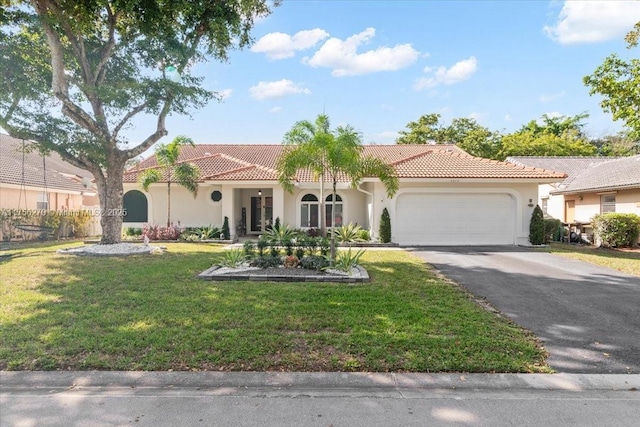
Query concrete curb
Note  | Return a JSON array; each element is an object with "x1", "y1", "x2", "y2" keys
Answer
[{"x1": 2, "y1": 372, "x2": 639, "y2": 392}]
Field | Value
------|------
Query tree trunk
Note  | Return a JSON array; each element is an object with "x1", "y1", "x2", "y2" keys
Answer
[
  {"x1": 96, "y1": 165, "x2": 125, "y2": 244},
  {"x1": 167, "y1": 180, "x2": 171, "y2": 227},
  {"x1": 330, "y1": 181, "x2": 337, "y2": 261}
]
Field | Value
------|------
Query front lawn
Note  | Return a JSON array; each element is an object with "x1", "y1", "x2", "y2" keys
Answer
[
  {"x1": 0, "y1": 242, "x2": 549, "y2": 372},
  {"x1": 542, "y1": 243, "x2": 640, "y2": 277}
]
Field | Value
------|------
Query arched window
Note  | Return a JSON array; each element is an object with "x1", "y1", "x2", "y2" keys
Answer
[
  {"x1": 300, "y1": 194, "x2": 319, "y2": 228},
  {"x1": 325, "y1": 194, "x2": 343, "y2": 227},
  {"x1": 123, "y1": 190, "x2": 148, "y2": 223}
]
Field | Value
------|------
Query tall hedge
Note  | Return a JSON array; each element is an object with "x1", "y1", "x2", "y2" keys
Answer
[
  {"x1": 529, "y1": 205, "x2": 545, "y2": 245},
  {"x1": 592, "y1": 213, "x2": 640, "y2": 248},
  {"x1": 379, "y1": 207, "x2": 391, "y2": 243}
]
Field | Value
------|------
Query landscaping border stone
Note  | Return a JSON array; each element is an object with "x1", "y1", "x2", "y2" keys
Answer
[{"x1": 198, "y1": 265, "x2": 370, "y2": 283}]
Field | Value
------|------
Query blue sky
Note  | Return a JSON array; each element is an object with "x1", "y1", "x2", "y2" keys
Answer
[{"x1": 94, "y1": 1, "x2": 640, "y2": 148}]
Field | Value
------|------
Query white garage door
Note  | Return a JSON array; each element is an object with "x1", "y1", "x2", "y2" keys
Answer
[{"x1": 395, "y1": 193, "x2": 516, "y2": 245}]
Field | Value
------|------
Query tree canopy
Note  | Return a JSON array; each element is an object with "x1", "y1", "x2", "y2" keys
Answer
[
  {"x1": 585, "y1": 22, "x2": 640, "y2": 143},
  {"x1": 0, "y1": 0, "x2": 278, "y2": 243}
]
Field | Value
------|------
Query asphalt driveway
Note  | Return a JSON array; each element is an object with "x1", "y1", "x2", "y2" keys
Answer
[{"x1": 407, "y1": 246, "x2": 640, "y2": 374}]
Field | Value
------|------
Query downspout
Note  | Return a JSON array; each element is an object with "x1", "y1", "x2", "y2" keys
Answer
[{"x1": 357, "y1": 184, "x2": 375, "y2": 239}]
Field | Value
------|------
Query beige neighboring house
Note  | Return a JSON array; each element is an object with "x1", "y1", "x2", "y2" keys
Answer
[
  {"x1": 123, "y1": 144, "x2": 565, "y2": 246},
  {"x1": 0, "y1": 133, "x2": 101, "y2": 236}
]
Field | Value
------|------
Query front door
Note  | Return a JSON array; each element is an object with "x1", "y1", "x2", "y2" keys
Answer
[{"x1": 250, "y1": 196, "x2": 273, "y2": 233}]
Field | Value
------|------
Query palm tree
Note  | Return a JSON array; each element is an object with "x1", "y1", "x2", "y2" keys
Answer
[
  {"x1": 138, "y1": 136, "x2": 200, "y2": 227},
  {"x1": 277, "y1": 114, "x2": 399, "y2": 259}
]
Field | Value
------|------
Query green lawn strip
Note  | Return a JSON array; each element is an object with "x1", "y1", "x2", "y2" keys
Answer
[
  {"x1": 1, "y1": 243, "x2": 549, "y2": 372},
  {"x1": 542, "y1": 243, "x2": 640, "y2": 277}
]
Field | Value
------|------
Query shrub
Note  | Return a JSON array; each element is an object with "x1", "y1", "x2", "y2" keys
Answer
[
  {"x1": 220, "y1": 249, "x2": 246, "y2": 268},
  {"x1": 306, "y1": 228, "x2": 321, "y2": 237},
  {"x1": 273, "y1": 217, "x2": 281, "y2": 231},
  {"x1": 264, "y1": 223, "x2": 299, "y2": 245},
  {"x1": 379, "y1": 208, "x2": 391, "y2": 243},
  {"x1": 283, "y1": 255, "x2": 299, "y2": 268},
  {"x1": 257, "y1": 236, "x2": 268, "y2": 256},
  {"x1": 327, "y1": 248, "x2": 366, "y2": 273},
  {"x1": 592, "y1": 213, "x2": 640, "y2": 248},
  {"x1": 300, "y1": 255, "x2": 330, "y2": 271},
  {"x1": 143, "y1": 224, "x2": 181, "y2": 240},
  {"x1": 124, "y1": 227, "x2": 142, "y2": 236},
  {"x1": 529, "y1": 205, "x2": 545, "y2": 245},
  {"x1": 357, "y1": 228, "x2": 371, "y2": 242},
  {"x1": 318, "y1": 237, "x2": 330, "y2": 256},
  {"x1": 243, "y1": 240, "x2": 256, "y2": 258},
  {"x1": 222, "y1": 216, "x2": 230, "y2": 240},
  {"x1": 333, "y1": 223, "x2": 364, "y2": 243},
  {"x1": 543, "y1": 218, "x2": 563, "y2": 243},
  {"x1": 303, "y1": 236, "x2": 319, "y2": 256},
  {"x1": 250, "y1": 255, "x2": 282, "y2": 269}
]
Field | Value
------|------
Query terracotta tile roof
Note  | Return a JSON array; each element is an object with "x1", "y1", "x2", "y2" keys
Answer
[
  {"x1": 0, "y1": 133, "x2": 94, "y2": 193},
  {"x1": 126, "y1": 143, "x2": 565, "y2": 184}
]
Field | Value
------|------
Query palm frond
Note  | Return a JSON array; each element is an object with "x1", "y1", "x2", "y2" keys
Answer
[
  {"x1": 174, "y1": 162, "x2": 200, "y2": 197},
  {"x1": 138, "y1": 168, "x2": 162, "y2": 191}
]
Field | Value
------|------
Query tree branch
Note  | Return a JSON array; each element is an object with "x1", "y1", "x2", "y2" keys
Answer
[
  {"x1": 113, "y1": 101, "x2": 151, "y2": 139},
  {"x1": 124, "y1": 98, "x2": 173, "y2": 159}
]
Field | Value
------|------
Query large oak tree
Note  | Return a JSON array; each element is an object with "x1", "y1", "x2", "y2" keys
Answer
[{"x1": 0, "y1": 0, "x2": 278, "y2": 243}]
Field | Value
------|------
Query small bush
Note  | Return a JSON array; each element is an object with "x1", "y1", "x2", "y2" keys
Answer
[
  {"x1": 529, "y1": 205, "x2": 545, "y2": 245},
  {"x1": 273, "y1": 217, "x2": 281, "y2": 231},
  {"x1": 299, "y1": 255, "x2": 330, "y2": 271},
  {"x1": 264, "y1": 223, "x2": 299, "y2": 245},
  {"x1": 143, "y1": 224, "x2": 181, "y2": 240},
  {"x1": 220, "y1": 249, "x2": 246, "y2": 268},
  {"x1": 250, "y1": 255, "x2": 282, "y2": 269},
  {"x1": 257, "y1": 236, "x2": 268, "y2": 256},
  {"x1": 283, "y1": 255, "x2": 299, "y2": 268},
  {"x1": 543, "y1": 218, "x2": 563, "y2": 243},
  {"x1": 379, "y1": 208, "x2": 391, "y2": 243},
  {"x1": 243, "y1": 240, "x2": 255, "y2": 258},
  {"x1": 306, "y1": 228, "x2": 321, "y2": 237},
  {"x1": 318, "y1": 237, "x2": 330, "y2": 256},
  {"x1": 327, "y1": 248, "x2": 366, "y2": 273},
  {"x1": 592, "y1": 213, "x2": 640, "y2": 248},
  {"x1": 125, "y1": 227, "x2": 143, "y2": 236},
  {"x1": 333, "y1": 223, "x2": 364, "y2": 243},
  {"x1": 357, "y1": 229, "x2": 370, "y2": 242}
]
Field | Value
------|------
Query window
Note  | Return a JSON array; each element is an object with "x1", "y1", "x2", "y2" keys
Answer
[
  {"x1": 541, "y1": 198, "x2": 548, "y2": 214},
  {"x1": 300, "y1": 194, "x2": 319, "y2": 228},
  {"x1": 325, "y1": 194, "x2": 343, "y2": 227},
  {"x1": 36, "y1": 193, "x2": 49, "y2": 210},
  {"x1": 210, "y1": 190, "x2": 222, "y2": 202},
  {"x1": 123, "y1": 190, "x2": 148, "y2": 222},
  {"x1": 600, "y1": 194, "x2": 616, "y2": 213}
]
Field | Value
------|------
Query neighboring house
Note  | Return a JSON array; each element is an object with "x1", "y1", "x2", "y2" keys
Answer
[
  {"x1": 507, "y1": 156, "x2": 640, "y2": 225},
  {"x1": 123, "y1": 144, "x2": 564, "y2": 246},
  {"x1": 1, "y1": 133, "x2": 99, "y2": 211}
]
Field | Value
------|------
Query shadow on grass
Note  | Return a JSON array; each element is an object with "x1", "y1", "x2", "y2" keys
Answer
[{"x1": 1, "y1": 245, "x2": 548, "y2": 373}]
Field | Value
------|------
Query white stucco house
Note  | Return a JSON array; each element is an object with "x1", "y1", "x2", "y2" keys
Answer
[{"x1": 122, "y1": 144, "x2": 565, "y2": 246}]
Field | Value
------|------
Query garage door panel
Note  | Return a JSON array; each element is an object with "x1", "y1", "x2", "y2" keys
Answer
[{"x1": 395, "y1": 193, "x2": 515, "y2": 245}]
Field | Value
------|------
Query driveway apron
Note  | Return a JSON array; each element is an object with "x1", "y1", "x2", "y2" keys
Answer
[{"x1": 407, "y1": 246, "x2": 640, "y2": 373}]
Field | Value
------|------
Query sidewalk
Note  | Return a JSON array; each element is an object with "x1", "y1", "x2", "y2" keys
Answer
[{"x1": 2, "y1": 372, "x2": 639, "y2": 427}]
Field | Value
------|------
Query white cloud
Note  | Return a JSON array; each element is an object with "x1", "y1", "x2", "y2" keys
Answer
[
  {"x1": 414, "y1": 56, "x2": 478, "y2": 90},
  {"x1": 218, "y1": 88, "x2": 233, "y2": 101},
  {"x1": 539, "y1": 90, "x2": 566, "y2": 102},
  {"x1": 268, "y1": 106, "x2": 282, "y2": 113},
  {"x1": 304, "y1": 27, "x2": 420, "y2": 77},
  {"x1": 251, "y1": 28, "x2": 329, "y2": 60},
  {"x1": 504, "y1": 114, "x2": 513, "y2": 122},
  {"x1": 249, "y1": 79, "x2": 311, "y2": 100},
  {"x1": 468, "y1": 112, "x2": 486, "y2": 122},
  {"x1": 544, "y1": 1, "x2": 640, "y2": 44}
]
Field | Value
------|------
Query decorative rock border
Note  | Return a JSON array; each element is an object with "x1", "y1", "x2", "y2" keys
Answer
[{"x1": 198, "y1": 265, "x2": 370, "y2": 283}]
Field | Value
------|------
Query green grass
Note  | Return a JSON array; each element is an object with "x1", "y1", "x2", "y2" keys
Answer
[
  {"x1": 542, "y1": 243, "x2": 640, "y2": 277},
  {"x1": 0, "y1": 242, "x2": 549, "y2": 372}
]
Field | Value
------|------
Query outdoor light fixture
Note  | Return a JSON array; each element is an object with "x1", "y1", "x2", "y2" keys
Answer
[{"x1": 258, "y1": 189, "x2": 262, "y2": 196}]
